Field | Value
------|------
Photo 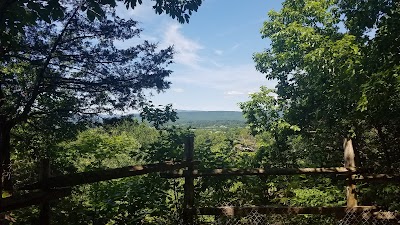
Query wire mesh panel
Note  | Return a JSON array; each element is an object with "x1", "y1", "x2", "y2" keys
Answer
[
  {"x1": 199, "y1": 210, "x2": 336, "y2": 225},
  {"x1": 197, "y1": 206, "x2": 399, "y2": 225},
  {"x1": 227, "y1": 213, "x2": 342, "y2": 225},
  {"x1": 338, "y1": 209, "x2": 398, "y2": 225}
]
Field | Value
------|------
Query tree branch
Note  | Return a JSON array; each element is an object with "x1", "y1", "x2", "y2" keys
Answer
[{"x1": 14, "y1": 3, "x2": 83, "y2": 125}]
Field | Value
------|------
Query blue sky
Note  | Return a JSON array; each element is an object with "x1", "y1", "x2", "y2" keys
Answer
[{"x1": 117, "y1": 0, "x2": 283, "y2": 111}]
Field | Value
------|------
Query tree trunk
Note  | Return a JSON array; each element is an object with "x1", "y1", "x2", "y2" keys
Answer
[
  {"x1": 0, "y1": 120, "x2": 13, "y2": 224},
  {"x1": 0, "y1": 121, "x2": 13, "y2": 196}
]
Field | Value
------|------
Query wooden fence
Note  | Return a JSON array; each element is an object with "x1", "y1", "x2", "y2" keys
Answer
[
  {"x1": 1, "y1": 160, "x2": 191, "y2": 224},
  {"x1": 1, "y1": 136, "x2": 399, "y2": 224},
  {"x1": 162, "y1": 137, "x2": 400, "y2": 224}
]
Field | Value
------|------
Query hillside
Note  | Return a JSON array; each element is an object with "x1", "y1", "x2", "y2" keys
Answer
[
  {"x1": 173, "y1": 110, "x2": 246, "y2": 128},
  {"x1": 175, "y1": 110, "x2": 244, "y2": 121},
  {"x1": 101, "y1": 111, "x2": 246, "y2": 128}
]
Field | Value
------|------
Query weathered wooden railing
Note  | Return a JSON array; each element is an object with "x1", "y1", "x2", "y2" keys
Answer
[
  {"x1": 2, "y1": 188, "x2": 72, "y2": 212},
  {"x1": 1, "y1": 160, "x2": 193, "y2": 224},
  {"x1": 161, "y1": 137, "x2": 400, "y2": 224},
  {"x1": 1, "y1": 136, "x2": 399, "y2": 224},
  {"x1": 20, "y1": 161, "x2": 193, "y2": 190},
  {"x1": 161, "y1": 166, "x2": 359, "y2": 178}
]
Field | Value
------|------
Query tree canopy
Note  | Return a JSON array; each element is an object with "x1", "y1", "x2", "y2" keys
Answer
[
  {"x1": 0, "y1": 0, "x2": 202, "y2": 51},
  {"x1": 238, "y1": 0, "x2": 400, "y2": 211},
  {"x1": 247, "y1": 0, "x2": 399, "y2": 170},
  {"x1": 0, "y1": 0, "x2": 203, "y2": 193}
]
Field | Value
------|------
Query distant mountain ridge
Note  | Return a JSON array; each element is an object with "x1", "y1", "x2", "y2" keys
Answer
[
  {"x1": 173, "y1": 110, "x2": 246, "y2": 128},
  {"x1": 100, "y1": 110, "x2": 246, "y2": 128},
  {"x1": 175, "y1": 110, "x2": 245, "y2": 122}
]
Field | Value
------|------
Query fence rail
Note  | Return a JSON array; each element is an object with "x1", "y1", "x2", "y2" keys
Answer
[
  {"x1": 162, "y1": 167, "x2": 359, "y2": 178},
  {"x1": 2, "y1": 136, "x2": 399, "y2": 225},
  {"x1": 20, "y1": 161, "x2": 191, "y2": 190},
  {"x1": 1, "y1": 161, "x2": 191, "y2": 214},
  {"x1": 1, "y1": 188, "x2": 71, "y2": 212}
]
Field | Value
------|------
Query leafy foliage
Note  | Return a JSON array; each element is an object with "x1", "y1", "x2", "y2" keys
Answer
[
  {"x1": 0, "y1": 0, "x2": 199, "y2": 194},
  {"x1": 244, "y1": 0, "x2": 400, "y2": 211},
  {"x1": 3, "y1": 0, "x2": 400, "y2": 224},
  {"x1": 252, "y1": 0, "x2": 400, "y2": 171},
  {"x1": 0, "y1": 0, "x2": 203, "y2": 55},
  {"x1": 140, "y1": 103, "x2": 178, "y2": 129},
  {"x1": 8, "y1": 119, "x2": 351, "y2": 224},
  {"x1": 2, "y1": 6, "x2": 174, "y2": 125}
]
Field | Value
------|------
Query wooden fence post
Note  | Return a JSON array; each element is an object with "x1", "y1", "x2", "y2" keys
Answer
[
  {"x1": 183, "y1": 135, "x2": 195, "y2": 225},
  {"x1": 39, "y1": 158, "x2": 50, "y2": 225},
  {"x1": 344, "y1": 138, "x2": 357, "y2": 207}
]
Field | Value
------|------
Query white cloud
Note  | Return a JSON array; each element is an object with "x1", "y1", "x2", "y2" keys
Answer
[
  {"x1": 214, "y1": 49, "x2": 223, "y2": 55},
  {"x1": 112, "y1": 8, "x2": 205, "y2": 68},
  {"x1": 172, "y1": 88, "x2": 184, "y2": 93},
  {"x1": 231, "y1": 43, "x2": 240, "y2": 51},
  {"x1": 225, "y1": 91, "x2": 244, "y2": 95},
  {"x1": 80, "y1": 0, "x2": 273, "y2": 113},
  {"x1": 171, "y1": 104, "x2": 225, "y2": 111},
  {"x1": 170, "y1": 63, "x2": 276, "y2": 95},
  {"x1": 162, "y1": 23, "x2": 203, "y2": 67}
]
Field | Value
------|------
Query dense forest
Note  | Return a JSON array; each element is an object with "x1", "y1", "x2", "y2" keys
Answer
[{"x1": 1, "y1": 0, "x2": 399, "y2": 224}]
